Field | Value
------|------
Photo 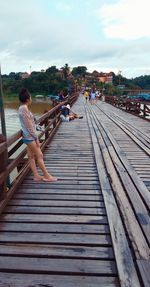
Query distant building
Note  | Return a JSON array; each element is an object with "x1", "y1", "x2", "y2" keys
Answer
[
  {"x1": 20, "y1": 72, "x2": 30, "y2": 79},
  {"x1": 86, "y1": 71, "x2": 113, "y2": 84},
  {"x1": 99, "y1": 72, "x2": 113, "y2": 84}
]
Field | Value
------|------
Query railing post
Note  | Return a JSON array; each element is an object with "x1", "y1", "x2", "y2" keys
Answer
[
  {"x1": 44, "y1": 117, "x2": 49, "y2": 140},
  {"x1": 143, "y1": 104, "x2": 146, "y2": 118},
  {"x1": 0, "y1": 134, "x2": 7, "y2": 200},
  {"x1": 53, "y1": 110, "x2": 57, "y2": 129}
]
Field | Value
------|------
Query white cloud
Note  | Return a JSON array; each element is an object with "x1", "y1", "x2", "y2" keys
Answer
[
  {"x1": 56, "y1": 2, "x2": 73, "y2": 11},
  {"x1": 99, "y1": 0, "x2": 150, "y2": 40},
  {"x1": 0, "y1": 0, "x2": 150, "y2": 77}
]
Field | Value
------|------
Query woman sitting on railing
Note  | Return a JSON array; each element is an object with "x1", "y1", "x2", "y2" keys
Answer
[{"x1": 18, "y1": 88, "x2": 57, "y2": 182}]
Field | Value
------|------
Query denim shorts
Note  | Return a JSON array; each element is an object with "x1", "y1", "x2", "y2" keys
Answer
[
  {"x1": 22, "y1": 138, "x2": 34, "y2": 145},
  {"x1": 60, "y1": 115, "x2": 70, "y2": 122}
]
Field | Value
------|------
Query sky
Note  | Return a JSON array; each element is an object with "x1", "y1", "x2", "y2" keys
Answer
[{"x1": 0, "y1": 0, "x2": 150, "y2": 78}]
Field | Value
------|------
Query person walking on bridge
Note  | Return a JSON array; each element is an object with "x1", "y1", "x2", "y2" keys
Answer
[
  {"x1": 84, "y1": 90, "x2": 89, "y2": 102},
  {"x1": 18, "y1": 88, "x2": 57, "y2": 182}
]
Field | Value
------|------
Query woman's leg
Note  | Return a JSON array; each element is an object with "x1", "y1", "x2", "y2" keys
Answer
[
  {"x1": 28, "y1": 141, "x2": 57, "y2": 181},
  {"x1": 27, "y1": 145, "x2": 43, "y2": 181}
]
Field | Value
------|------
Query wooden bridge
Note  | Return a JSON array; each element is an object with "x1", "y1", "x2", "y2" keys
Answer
[{"x1": 0, "y1": 94, "x2": 149, "y2": 287}]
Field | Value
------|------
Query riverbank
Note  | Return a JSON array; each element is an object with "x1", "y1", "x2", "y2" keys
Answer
[
  {"x1": 1, "y1": 97, "x2": 53, "y2": 137},
  {"x1": 4, "y1": 92, "x2": 48, "y2": 100}
]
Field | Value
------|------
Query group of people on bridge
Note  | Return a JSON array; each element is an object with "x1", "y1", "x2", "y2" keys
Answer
[
  {"x1": 84, "y1": 89, "x2": 102, "y2": 104},
  {"x1": 15, "y1": 84, "x2": 105, "y2": 184}
]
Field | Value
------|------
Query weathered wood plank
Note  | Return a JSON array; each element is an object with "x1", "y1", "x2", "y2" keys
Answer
[
  {"x1": 90, "y1": 124, "x2": 149, "y2": 258},
  {"x1": 4, "y1": 206, "x2": 106, "y2": 215},
  {"x1": 23, "y1": 180, "x2": 100, "y2": 185},
  {"x1": 0, "y1": 273, "x2": 120, "y2": 287},
  {"x1": 137, "y1": 260, "x2": 150, "y2": 287},
  {"x1": 95, "y1": 109, "x2": 150, "y2": 207},
  {"x1": 0, "y1": 222, "x2": 110, "y2": 234},
  {"x1": 19, "y1": 183, "x2": 100, "y2": 189},
  {"x1": 0, "y1": 214, "x2": 108, "y2": 224},
  {"x1": 0, "y1": 244, "x2": 114, "y2": 259},
  {"x1": 17, "y1": 187, "x2": 101, "y2": 193},
  {"x1": 15, "y1": 187, "x2": 101, "y2": 193},
  {"x1": 0, "y1": 232, "x2": 111, "y2": 245},
  {"x1": 8, "y1": 199, "x2": 105, "y2": 207},
  {"x1": 38, "y1": 171, "x2": 98, "y2": 176},
  {"x1": 0, "y1": 256, "x2": 117, "y2": 275},
  {"x1": 43, "y1": 163, "x2": 96, "y2": 166},
  {"x1": 13, "y1": 194, "x2": 103, "y2": 201},
  {"x1": 90, "y1": 105, "x2": 150, "y2": 243},
  {"x1": 108, "y1": 113, "x2": 150, "y2": 156},
  {"x1": 86, "y1": 107, "x2": 141, "y2": 287},
  {"x1": 27, "y1": 175, "x2": 99, "y2": 180},
  {"x1": 90, "y1": 104, "x2": 150, "y2": 252},
  {"x1": 43, "y1": 166, "x2": 97, "y2": 171}
]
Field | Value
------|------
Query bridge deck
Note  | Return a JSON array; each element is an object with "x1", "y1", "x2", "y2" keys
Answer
[{"x1": 0, "y1": 96, "x2": 149, "y2": 287}]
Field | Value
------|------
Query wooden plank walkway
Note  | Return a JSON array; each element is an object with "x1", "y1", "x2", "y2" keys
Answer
[{"x1": 0, "y1": 95, "x2": 149, "y2": 287}]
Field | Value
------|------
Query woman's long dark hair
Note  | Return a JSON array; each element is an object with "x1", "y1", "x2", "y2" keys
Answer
[{"x1": 19, "y1": 88, "x2": 31, "y2": 103}]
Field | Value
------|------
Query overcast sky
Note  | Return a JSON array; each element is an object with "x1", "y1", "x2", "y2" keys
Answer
[{"x1": 0, "y1": 0, "x2": 150, "y2": 78}]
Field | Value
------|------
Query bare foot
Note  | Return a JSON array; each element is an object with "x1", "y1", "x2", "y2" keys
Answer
[
  {"x1": 33, "y1": 175, "x2": 44, "y2": 181},
  {"x1": 43, "y1": 176, "x2": 57, "y2": 182}
]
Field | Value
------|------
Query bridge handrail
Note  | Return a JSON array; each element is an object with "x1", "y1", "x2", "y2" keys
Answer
[
  {"x1": 0, "y1": 94, "x2": 78, "y2": 201},
  {"x1": 105, "y1": 95, "x2": 150, "y2": 119}
]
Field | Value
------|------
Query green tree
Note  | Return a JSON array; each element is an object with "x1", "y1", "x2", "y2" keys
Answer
[
  {"x1": 61, "y1": 63, "x2": 70, "y2": 79},
  {"x1": 46, "y1": 66, "x2": 58, "y2": 75},
  {"x1": 132, "y1": 75, "x2": 150, "y2": 89},
  {"x1": 72, "y1": 66, "x2": 87, "y2": 78}
]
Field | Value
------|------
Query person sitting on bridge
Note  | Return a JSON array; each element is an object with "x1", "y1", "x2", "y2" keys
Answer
[
  {"x1": 60, "y1": 104, "x2": 83, "y2": 122},
  {"x1": 18, "y1": 88, "x2": 57, "y2": 182},
  {"x1": 58, "y1": 91, "x2": 65, "y2": 101}
]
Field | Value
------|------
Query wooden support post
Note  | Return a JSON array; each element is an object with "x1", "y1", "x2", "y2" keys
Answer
[
  {"x1": 0, "y1": 66, "x2": 6, "y2": 135},
  {"x1": 0, "y1": 134, "x2": 7, "y2": 200},
  {"x1": 44, "y1": 118, "x2": 49, "y2": 140},
  {"x1": 0, "y1": 65, "x2": 10, "y2": 190},
  {"x1": 53, "y1": 111, "x2": 57, "y2": 129},
  {"x1": 143, "y1": 104, "x2": 146, "y2": 118}
]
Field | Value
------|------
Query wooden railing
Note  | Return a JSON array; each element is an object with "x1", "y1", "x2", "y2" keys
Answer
[
  {"x1": 105, "y1": 96, "x2": 150, "y2": 120},
  {"x1": 0, "y1": 94, "x2": 78, "y2": 207}
]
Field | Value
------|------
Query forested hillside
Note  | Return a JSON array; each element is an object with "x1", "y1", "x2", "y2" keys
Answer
[{"x1": 2, "y1": 64, "x2": 150, "y2": 97}]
